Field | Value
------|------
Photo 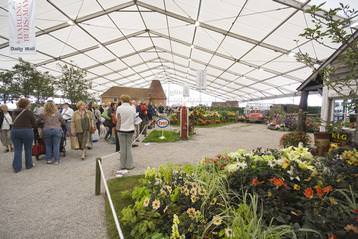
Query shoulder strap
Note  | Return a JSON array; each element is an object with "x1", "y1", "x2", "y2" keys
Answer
[{"x1": 13, "y1": 110, "x2": 26, "y2": 123}]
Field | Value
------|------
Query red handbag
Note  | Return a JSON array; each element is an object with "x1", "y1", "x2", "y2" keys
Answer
[{"x1": 32, "y1": 143, "x2": 45, "y2": 156}]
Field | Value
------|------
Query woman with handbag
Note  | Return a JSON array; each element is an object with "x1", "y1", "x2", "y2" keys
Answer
[
  {"x1": 71, "y1": 101, "x2": 95, "y2": 160},
  {"x1": 11, "y1": 98, "x2": 36, "y2": 173},
  {"x1": 41, "y1": 102, "x2": 64, "y2": 165},
  {"x1": 0, "y1": 104, "x2": 13, "y2": 152}
]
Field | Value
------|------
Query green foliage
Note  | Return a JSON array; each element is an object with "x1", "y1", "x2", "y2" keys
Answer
[
  {"x1": 143, "y1": 130, "x2": 180, "y2": 143},
  {"x1": 0, "y1": 59, "x2": 55, "y2": 102},
  {"x1": 280, "y1": 131, "x2": 311, "y2": 148},
  {"x1": 57, "y1": 64, "x2": 90, "y2": 104},
  {"x1": 0, "y1": 70, "x2": 17, "y2": 102},
  {"x1": 297, "y1": 2, "x2": 358, "y2": 130}
]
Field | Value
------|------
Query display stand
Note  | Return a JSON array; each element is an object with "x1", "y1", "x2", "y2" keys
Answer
[{"x1": 180, "y1": 106, "x2": 189, "y2": 140}]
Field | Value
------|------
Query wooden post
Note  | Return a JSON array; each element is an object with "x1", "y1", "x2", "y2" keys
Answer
[
  {"x1": 95, "y1": 158, "x2": 102, "y2": 195},
  {"x1": 298, "y1": 90, "x2": 309, "y2": 132}
]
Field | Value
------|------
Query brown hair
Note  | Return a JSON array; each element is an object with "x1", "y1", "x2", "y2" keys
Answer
[
  {"x1": 44, "y1": 102, "x2": 58, "y2": 116},
  {"x1": 120, "y1": 95, "x2": 131, "y2": 103},
  {"x1": 0, "y1": 104, "x2": 8, "y2": 112},
  {"x1": 17, "y1": 98, "x2": 31, "y2": 109}
]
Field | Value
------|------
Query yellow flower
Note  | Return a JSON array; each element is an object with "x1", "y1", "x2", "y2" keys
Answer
[
  {"x1": 190, "y1": 187, "x2": 197, "y2": 196},
  {"x1": 282, "y1": 160, "x2": 290, "y2": 169},
  {"x1": 212, "y1": 215, "x2": 222, "y2": 226},
  {"x1": 329, "y1": 197, "x2": 337, "y2": 205},
  {"x1": 293, "y1": 184, "x2": 301, "y2": 191},
  {"x1": 191, "y1": 195, "x2": 198, "y2": 203},
  {"x1": 152, "y1": 199, "x2": 161, "y2": 210},
  {"x1": 160, "y1": 189, "x2": 167, "y2": 197},
  {"x1": 198, "y1": 187, "x2": 207, "y2": 196},
  {"x1": 210, "y1": 198, "x2": 217, "y2": 205},
  {"x1": 143, "y1": 198, "x2": 150, "y2": 207},
  {"x1": 186, "y1": 207, "x2": 196, "y2": 219},
  {"x1": 267, "y1": 191, "x2": 272, "y2": 197}
]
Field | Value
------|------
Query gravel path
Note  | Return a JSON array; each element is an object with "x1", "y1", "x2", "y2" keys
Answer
[{"x1": 0, "y1": 123, "x2": 285, "y2": 239}]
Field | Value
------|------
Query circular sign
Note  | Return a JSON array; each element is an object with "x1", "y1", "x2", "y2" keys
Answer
[{"x1": 156, "y1": 118, "x2": 169, "y2": 128}]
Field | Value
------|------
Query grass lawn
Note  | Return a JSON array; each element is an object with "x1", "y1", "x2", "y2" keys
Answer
[
  {"x1": 143, "y1": 130, "x2": 180, "y2": 143},
  {"x1": 105, "y1": 175, "x2": 143, "y2": 239}
]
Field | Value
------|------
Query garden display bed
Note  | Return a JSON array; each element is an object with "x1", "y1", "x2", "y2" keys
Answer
[
  {"x1": 169, "y1": 106, "x2": 237, "y2": 127},
  {"x1": 105, "y1": 146, "x2": 358, "y2": 239},
  {"x1": 143, "y1": 130, "x2": 181, "y2": 143}
]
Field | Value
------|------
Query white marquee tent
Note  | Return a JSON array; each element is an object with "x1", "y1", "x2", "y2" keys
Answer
[{"x1": 0, "y1": 0, "x2": 357, "y2": 102}]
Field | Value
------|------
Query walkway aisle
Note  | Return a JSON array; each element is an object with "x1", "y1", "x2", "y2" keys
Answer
[{"x1": 0, "y1": 123, "x2": 285, "y2": 239}]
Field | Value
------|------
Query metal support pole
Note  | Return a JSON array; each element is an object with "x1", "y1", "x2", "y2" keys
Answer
[{"x1": 95, "y1": 157, "x2": 102, "y2": 195}]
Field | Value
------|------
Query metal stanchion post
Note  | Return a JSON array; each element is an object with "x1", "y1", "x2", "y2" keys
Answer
[{"x1": 95, "y1": 157, "x2": 102, "y2": 195}]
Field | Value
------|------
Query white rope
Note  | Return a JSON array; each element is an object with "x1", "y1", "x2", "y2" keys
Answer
[{"x1": 97, "y1": 160, "x2": 125, "y2": 239}]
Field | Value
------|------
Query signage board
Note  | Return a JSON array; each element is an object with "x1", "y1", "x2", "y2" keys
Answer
[
  {"x1": 9, "y1": 0, "x2": 36, "y2": 54},
  {"x1": 156, "y1": 118, "x2": 169, "y2": 128}
]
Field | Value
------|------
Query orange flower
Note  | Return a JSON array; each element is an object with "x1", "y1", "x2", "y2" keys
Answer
[
  {"x1": 315, "y1": 185, "x2": 325, "y2": 199},
  {"x1": 271, "y1": 177, "x2": 285, "y2": 187},
  {"x1": 327, "y1": 234, "x2": 336, "y2": 239},
  {"x1": 251, "y1": 178, "x2": 258, "y2": 186},
  {"x1": 304, "y1": 187, "x2": 314, "y2": 199},
  {"x1": 322, "y1": 185, "x2": 333, "y2": 193}
]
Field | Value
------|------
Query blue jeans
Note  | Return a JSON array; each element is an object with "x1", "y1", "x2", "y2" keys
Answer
[
  {"x1": 11, "y1": 128, "x2": 34, "y2": 172},
  {"x1": 43, "y1": 128, "x2": 63, "y2": 162}
]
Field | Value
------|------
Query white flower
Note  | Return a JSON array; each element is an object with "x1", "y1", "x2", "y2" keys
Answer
[
  {"x1": 143, "y1": 198, "x2": 150, "y2": 207},
  {"x1": 237, "y1": 161, "x2": 247, "y2": 170},
  {"x1": 225, "y1": 163, "x2": 239, "y2": 173},
  {"x1": 212, "y1": 215, "x2": 222, "y2": 226},
  {"x1": 268, "y1": 160, "x2": 276, "y2": 168}
]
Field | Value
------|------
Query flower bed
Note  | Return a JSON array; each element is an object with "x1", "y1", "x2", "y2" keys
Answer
[
  {"x1": 267, "y1": 113, "x2": 320, "y2": 133},
  {"x1": 169, "y1": 107, "x2": 237, "y2": 127},
  {"x1": 111, "y1": 146, "x2": 357, "y2": 239}
]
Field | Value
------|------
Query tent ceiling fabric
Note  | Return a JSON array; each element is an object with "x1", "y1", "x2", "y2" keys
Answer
[{"x1": 0, "y1": 0, "x2": 353, "y2": 101}]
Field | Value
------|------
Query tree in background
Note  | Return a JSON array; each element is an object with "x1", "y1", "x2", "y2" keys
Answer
[
  {"x1": 31, "y1": 70, "x2": 55, "y2": 103},
  {"x1": 12, "y1": 59, "x2": 37, "y2": 97},
  {"x1": 57, "y1": 64, "x2": 90, "y2": 104},
  {"x1": 0, "y1": 70, "x2": 18, "y2": 103},
  {"x1": 296, "y1": 2, "x2": 358, "y2": 143}
]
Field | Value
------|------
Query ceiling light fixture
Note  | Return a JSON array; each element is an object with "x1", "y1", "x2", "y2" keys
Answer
[
  {"x1": 194, "y1": 21, "x2": 200, "y2": 27},
  {"x1": 67, "y1": 20, "x2": 74, "y2": 25},
  {"x1": 190, "y1": 45, "x2": 195, "y2": 49}
]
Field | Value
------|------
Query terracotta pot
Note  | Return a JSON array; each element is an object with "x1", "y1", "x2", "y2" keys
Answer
[{"x1": 314, "y1": 132, "x2": 330, "y2": 156}]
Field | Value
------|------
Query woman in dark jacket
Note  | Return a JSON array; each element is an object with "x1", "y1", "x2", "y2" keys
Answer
[{"x1": 11, "y1": 98, "x2": 36, "y2": 173}]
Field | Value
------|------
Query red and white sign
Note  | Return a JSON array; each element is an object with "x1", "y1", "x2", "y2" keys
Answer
[{"x1": 8, "y1": 0, "x2": 36, "y2": 54}]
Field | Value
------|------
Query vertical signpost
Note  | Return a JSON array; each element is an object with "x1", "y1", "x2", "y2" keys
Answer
[
  {"x1": 180, "y1": 106, "x2": 189, "y2": 140},
  {"x1": 156, "y1": 117, "x2": 169, "y2": 140}
]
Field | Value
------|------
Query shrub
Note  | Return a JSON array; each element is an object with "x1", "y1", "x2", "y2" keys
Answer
[{"x1": 280, "y1": 131, "x2": 311, "y2": 148}]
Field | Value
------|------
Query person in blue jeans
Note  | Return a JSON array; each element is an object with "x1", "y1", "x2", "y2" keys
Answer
[
  {"x1": 41, "y1": 102, "x2": 64, "y2": 165},
  {"x1": 11, "y1": 98, "x2": 36, "y2": 173}
]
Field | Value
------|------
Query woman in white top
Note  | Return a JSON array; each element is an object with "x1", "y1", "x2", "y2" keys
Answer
[
  {"x1": 116, "y1": 95, "x2": 136, "y2": 172},
  {"x1": 0, "y1": 104, "x2": 13, "y2": 152}
]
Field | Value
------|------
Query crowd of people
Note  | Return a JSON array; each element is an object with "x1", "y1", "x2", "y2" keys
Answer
[{"x1": 0, "y1": 96, "x2": 164, "y2": 175}]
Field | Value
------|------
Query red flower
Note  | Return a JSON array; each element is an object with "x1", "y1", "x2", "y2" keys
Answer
[
  {"x1": 251, "y1": 178, "x2": 258, "y2": 186},
  {"x1": 352, "y1": 209, "x2": 358, "y2": 214},
  {"x1": 304, "y1": 187, "x2": 314, "y2": 199},
  {"x1": 271, "y1": 177, "x2": 285, "y2": 187},
  {"x1": 322, "y1": 185, "x2": 333, "y2": 193},
  {"x1": 315, "y1": 185, "x2": 325, "y2": 199}
]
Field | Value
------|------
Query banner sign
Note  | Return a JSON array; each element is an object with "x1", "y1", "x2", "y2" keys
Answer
[
  {"x1": 8, "y1": 0, "x2": 36, "y2": 54},
  {"x1": 156, "y1": 118, "x2": 169, "y2": 128},
  {"x1": 183, "y1": 85, "x2": 189, "y2": 97},
  {"x1": 196, "y1": 70, "x2": 206, "y2": 90}
]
